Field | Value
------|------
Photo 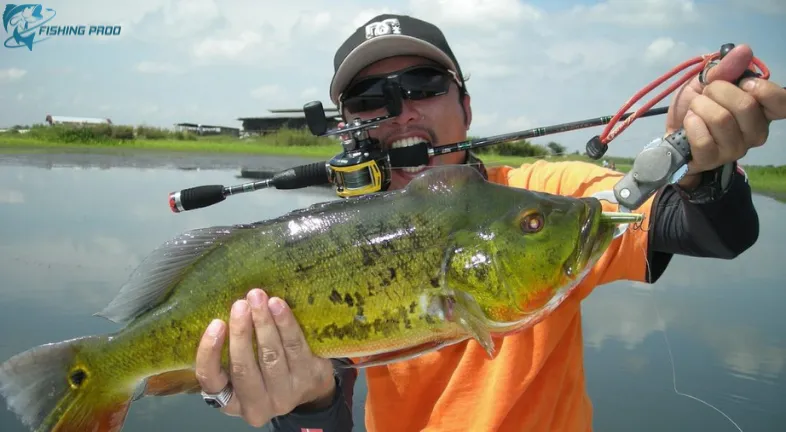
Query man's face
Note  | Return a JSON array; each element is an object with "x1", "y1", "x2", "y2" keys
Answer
[{"x1": 340, "y1": 55, "x2": 472, "y2": 190}]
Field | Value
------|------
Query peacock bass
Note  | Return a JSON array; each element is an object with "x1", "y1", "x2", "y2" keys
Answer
[{"x1": 0, "y1": 164, "x2": 642, "y2": 432}]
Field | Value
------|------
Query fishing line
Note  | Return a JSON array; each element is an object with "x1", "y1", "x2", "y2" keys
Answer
[
  {"x1": 629, "y1": 238, "x2": 744, "y2": 432},
  {"x1": 652, "y1": 297, "x2": 744, "y2": 432}
]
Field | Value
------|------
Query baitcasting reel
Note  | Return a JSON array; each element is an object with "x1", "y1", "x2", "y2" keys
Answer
[{"x1": 303, "y1": 80, "x2": 401, "y2": 198}]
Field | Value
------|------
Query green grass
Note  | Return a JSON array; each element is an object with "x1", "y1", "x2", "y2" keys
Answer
[
  {"x1": 2, "y1": 124, "x2": 784, "y2": 202},
  {"x1": 0, "y1": 124, "x2": 342, "y2": 158}
]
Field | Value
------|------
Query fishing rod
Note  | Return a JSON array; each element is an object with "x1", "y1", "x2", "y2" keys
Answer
[
  {"x1": 167, "y1": 103, "x2": 668, "y2": 213},
  {"x1": 168, "y1": 43, "x2": 775, "y2": 214}
]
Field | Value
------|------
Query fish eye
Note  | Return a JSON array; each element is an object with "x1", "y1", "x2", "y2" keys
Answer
[{"x1": 519, "y1": 211, "x2": 544, "y2": 233}]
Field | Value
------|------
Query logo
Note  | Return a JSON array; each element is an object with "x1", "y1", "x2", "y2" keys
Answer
[
  {"x1": 3, "y1": 3, "x2": 122, "y2": 51},
  {"x1": 364, "y1": 18, "x2": 401, "y2": 40}
]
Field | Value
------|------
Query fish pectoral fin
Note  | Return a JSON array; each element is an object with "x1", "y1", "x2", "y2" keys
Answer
[
  {"x1": 448, "y1": 292, "x2": 496, "y2": 359},
  {"x1": 437, "y1": 232, "x2": 497, "y2": 359},
  {"x1": 340, "y1": 338, "x2": 469, "y2": 369},
  {"x1": 139, "y1": 369, "x2": 202, "y2": 398},
  {"x1": 94, "y1": 225, "x2": 252, "y2": 324}
]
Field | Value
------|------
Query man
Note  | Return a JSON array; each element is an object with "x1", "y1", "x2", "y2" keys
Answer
[{"x1": 194, "y1": 14, "x2": 784, "y2": 431}]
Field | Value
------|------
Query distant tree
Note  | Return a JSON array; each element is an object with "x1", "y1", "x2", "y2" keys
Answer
[{"x1": 547, "y1": 141, "x2": 566, "y2": 156}]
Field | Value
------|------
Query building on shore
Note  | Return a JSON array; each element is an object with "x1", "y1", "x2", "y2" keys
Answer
[
  {"x1": 238, "y1": 106, "x2": 341, "y2": 135},
  {"x1": 174, "y1": 122, "x2": 240, "y2": 137},
  {"x1": 45, "y1": 114, "x2": 112, "y2": 126}
]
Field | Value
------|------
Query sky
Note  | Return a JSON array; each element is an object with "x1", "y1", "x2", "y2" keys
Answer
[{"x1": 0, "y1": 0, "x2": 784, "y2": 164}]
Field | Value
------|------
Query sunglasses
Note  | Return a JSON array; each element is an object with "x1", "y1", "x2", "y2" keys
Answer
[{"x1": 340, "y1": 65, "x2": 460, "y2": 114}]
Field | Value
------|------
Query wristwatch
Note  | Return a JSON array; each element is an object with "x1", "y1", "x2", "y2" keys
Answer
[{"x1": 677, "y1": 161, "x2": 736, "y2": 204}]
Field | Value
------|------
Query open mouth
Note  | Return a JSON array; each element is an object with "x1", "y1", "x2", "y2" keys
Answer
[{"x1": 389, "y1": 137, "x2": 431, "y2": 173}]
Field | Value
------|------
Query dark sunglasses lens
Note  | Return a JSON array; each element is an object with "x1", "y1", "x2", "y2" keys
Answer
[
  {"x1": 343, "y1": 96, "x2": 388, "y2": 113},
  {"x1": 400, "y1": 68, "x2": 450, "y2": 98},
  {"x1": 342, "y1": 67, "x2": 452, "y2": 113},
  {"x1": 344, "y1": 77, "x2": 383, "y2": 99}
]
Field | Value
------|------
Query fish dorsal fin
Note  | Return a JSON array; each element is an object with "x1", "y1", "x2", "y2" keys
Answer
[
  {"x1": 404, "y1": 165, "x2": 486, "y2": 197},
  {"x1": 95, "y1": 225, "x2": 249, "y2": 324}
]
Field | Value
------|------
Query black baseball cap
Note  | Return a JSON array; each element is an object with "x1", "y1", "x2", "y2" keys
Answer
[{"x1": 329, "y1": 14, "x2": 466, "y2": 105}]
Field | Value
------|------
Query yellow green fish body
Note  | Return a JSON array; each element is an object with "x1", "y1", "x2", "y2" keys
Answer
[{"x1": 0, "y1": 165, "x2": 642, "y2": 432}]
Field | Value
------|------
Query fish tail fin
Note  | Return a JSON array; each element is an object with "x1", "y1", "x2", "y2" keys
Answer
[{"x1": 0, "y1": 335, "x2": 133, "y2": 432}]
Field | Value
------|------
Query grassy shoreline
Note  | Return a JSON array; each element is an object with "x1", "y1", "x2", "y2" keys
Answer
[{"x1": 2, "y1": 128, "x2": 784, "y2": 202}]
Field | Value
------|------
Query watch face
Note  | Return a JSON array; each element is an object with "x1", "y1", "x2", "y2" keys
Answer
[{"x1": 669, "y1": 164, "x2": 689, "y2": 184}]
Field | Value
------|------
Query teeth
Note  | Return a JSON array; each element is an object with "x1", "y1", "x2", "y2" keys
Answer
[{"x1": 390, "y1": 137, "x2": 429, "y2": 172}]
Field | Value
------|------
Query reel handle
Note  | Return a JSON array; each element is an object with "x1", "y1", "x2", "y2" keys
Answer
[{"x1": 304, "y1": 101, "x2": 328, "y2": 136}]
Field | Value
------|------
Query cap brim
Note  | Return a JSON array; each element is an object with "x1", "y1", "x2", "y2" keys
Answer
[{"x1": 329, "y1": 35, "x2": 459, "y2": 105}]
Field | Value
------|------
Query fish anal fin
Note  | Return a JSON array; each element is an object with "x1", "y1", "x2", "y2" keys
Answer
[
  {"x1": 342, "y1": 338, "x2": 468, "y2": 369},
  {"x1": 142, "y1": 369, "x2": 202, "y2": 397},
  {"x1": 52, "y1": 400, "x2": 131, "y2": 432},
  {"x1": 94, "y1": 225, "x2": 248, "y2": 324}
]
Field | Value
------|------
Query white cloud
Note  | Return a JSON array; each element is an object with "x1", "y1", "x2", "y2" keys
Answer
[
  {"x1": 643, "y1": 37, "x2": 703, "y2": 66},
  {"x1": 191, "y1": 30, "x2": 265, "y2": 61},
  {"x1": 0, "y1": 68, "x2": 27, "y2": 82},
  {"x1": 568, "y1": 0, "x2": 701, "y2": 27},
  {"x1": 410, "y1": 0, "x2": 543, "y2": 28},
  {"x1": 505, "y1": 115, "x2": 537, "y2": 131},
  {"x1": 729, "y1": 0, "x2": 786, "y2": 15},
  {"x1": 250, "y1": 84, "x2": 286, "y2": 101},
  {"x1": 135, "y1": 61, "x2": 183, "y2": 74},
  {"x1": 300, "y1": 87, "x2": 320, "y2": 99},
  {"x1": 352, "y1": 8, "x2": 401, "y2": 28}
]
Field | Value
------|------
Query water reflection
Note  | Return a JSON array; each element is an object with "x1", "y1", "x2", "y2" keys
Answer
[
  {"x1": 582, "y1": 196, "x2": 786, "y2": 431},
  {"x1": 0, "y1": 162, "x2": 366, "y2": 432},
  {"x1": 0, "y1": 156, "x2": 784, "y2": 431}
]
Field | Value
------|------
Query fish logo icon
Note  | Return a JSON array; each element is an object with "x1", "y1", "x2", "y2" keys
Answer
[{"x1": 2, "y1": 3, "x2": 57, "y2": 50}]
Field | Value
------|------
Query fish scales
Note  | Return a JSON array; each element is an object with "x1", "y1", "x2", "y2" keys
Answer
[{"x1": 82, "y1": 182, "x2": 471, "y2": 385}]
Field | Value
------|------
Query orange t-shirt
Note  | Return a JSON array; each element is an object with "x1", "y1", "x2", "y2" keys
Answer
[{"x1": 362, "y1": 160, "x2": 654, "y2": 432}]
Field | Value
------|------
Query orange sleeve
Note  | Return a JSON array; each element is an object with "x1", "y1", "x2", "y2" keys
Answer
[{"x1": 489, "y1": 160, "x2": 655, "y2": 300}]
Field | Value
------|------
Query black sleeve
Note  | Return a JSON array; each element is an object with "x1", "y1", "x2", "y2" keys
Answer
[
  {"x1": 268, "y1": 358, "x2": 357, "y2": 432},
  {"x1": 645, "y1": 166, "x2": 759, "y2": 283}
]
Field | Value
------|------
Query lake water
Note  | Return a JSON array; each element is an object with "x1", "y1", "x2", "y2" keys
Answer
[{"x1": 0, "y1": 151, "x2": 784, "y2": 432}]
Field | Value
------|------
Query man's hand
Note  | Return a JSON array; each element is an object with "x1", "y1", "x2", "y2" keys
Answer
[
  {"x1": 664, "y1": 44, "x2": 786, "y2": 188},
  {"x1": 195, "y1": 288, "x2": 337, "y2": 428}
]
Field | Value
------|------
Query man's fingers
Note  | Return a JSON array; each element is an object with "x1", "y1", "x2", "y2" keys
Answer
[
  {"x1": 701, "y1": 44, "x2": 754, "y2": 89},
  {"x1": 247, "y1": 289, "x2": 293, "y2": 413},
  {"x1": 688, "y1": 95, "x2": 745, "y2": 167},
  {"x1": 703, "y1": 81, "x2": 769, "y2": 148},
  {"x1": 682, "y1": 107, "x2": 718, "y2": 174},
  {"x1": 269, "y1": 297, "x2": 311, "y2": 367},
  {"x1": 741, "y1": 78, "x2": 786, "y2": 121},
  {"x1": 194, "y1": 319, "x2": 242, "y2": 416},
  {"x1": 268, "y1": 296, "x2": 335, "y2": 406},
  {"x1": 228, "y1": 299, "x2": 273, "y2": 427}
]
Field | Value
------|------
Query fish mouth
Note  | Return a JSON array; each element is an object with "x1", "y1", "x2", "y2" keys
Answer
[
  {"x1": 567, "y1": 200, "x2": 613, "y2": 276},
  {"x1": 577, "y1": 200, "x2": 600, "y2": 269},
  {"x1": 567, "y1": 199, "x2": 645, "y2": 276}
]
